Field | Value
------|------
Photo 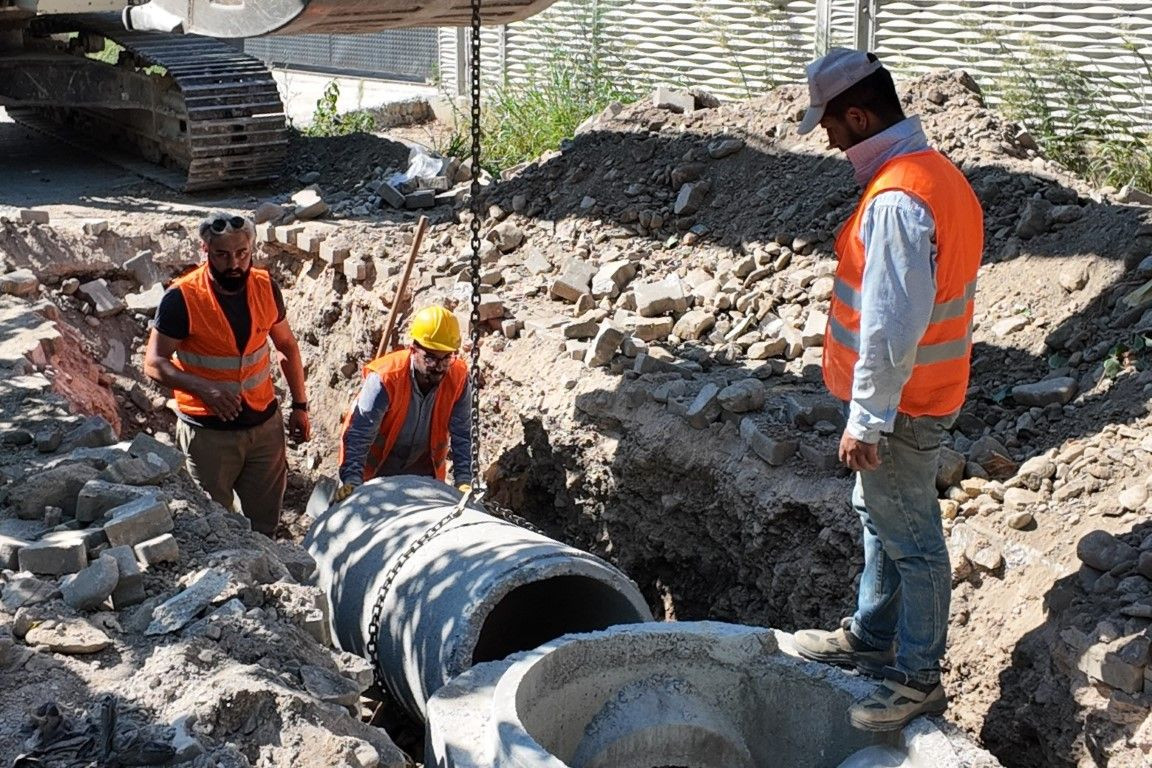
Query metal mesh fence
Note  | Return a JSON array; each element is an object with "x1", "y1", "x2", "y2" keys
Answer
[{"x1": 244, "y1": 29, "x2": 438, "y2": 82}]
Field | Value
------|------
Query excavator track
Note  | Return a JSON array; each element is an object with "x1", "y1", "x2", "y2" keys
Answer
[{"x1": 11, "y1": 14, "x2": 287, "y2": 192}]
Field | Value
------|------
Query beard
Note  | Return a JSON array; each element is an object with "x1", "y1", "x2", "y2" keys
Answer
[{"x1": 209, "y1": 263, "x2": 250, "y2": 292}]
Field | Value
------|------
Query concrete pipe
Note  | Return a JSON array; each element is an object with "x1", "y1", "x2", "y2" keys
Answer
[{"x1": 303, "y1": 476, "x2": 654, "y2": 719}]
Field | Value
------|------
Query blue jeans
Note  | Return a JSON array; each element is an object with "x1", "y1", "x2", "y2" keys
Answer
[{"x1": 849, "y1": 411, "x2": 955, "y2": 687}]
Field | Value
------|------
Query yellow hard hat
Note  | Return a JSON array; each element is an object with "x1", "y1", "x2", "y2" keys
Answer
[{"x1": 410, "y1": 305, "x2": 461, "y2": 352}]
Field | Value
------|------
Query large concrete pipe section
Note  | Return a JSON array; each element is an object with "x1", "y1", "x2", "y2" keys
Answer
[
  {"x1": 427, "y1": 623, "x2": 1004, "y2": 768},
  {"x1": 304, "y1": 476, "x2": 654, "y2": 719}
]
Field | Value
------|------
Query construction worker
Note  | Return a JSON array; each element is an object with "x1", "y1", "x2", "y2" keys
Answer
[
  {"x1": 335, "y1": 305, "x2": 472, "y2": 501},
  {"x1": 144, "y1": 212, "x2": 311, "y2": 537},
  {"x1": 788, "y1": 49, "x2": 983, "y2": 731}
]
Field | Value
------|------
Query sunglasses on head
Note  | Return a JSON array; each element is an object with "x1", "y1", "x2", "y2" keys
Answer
[{"x1": 209, "y1": 216, "x2": 246, "y2": 233}]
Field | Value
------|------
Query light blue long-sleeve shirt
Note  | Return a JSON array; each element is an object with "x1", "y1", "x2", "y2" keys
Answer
[
  {"x1": 339, "y1": 362, "x2": 473, "y2": 485},
  {"x1": 841, "y1": 116, "x2": 938, "y2": 443}
]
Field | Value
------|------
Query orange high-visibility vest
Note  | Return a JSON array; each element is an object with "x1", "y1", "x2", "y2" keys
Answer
[
  {"x1": 823, "y1": 149, "x2": 984, "y2": 417},
  {"x1": 340, "y1": 349, "x2": 468, "y2": 482},
  {"x1": 171, "y1": 264, "x2": 279, "y2": 417}
]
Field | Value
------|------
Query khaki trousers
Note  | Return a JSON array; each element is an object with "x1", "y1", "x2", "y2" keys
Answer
[{"x1": 175, "y1": 408, "x2": 287, "y2": 536}]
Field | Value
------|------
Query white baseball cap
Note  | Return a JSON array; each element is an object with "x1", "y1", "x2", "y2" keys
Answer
[{"x1": 797, "y1": 48, "x2": 883, "y2": 135}]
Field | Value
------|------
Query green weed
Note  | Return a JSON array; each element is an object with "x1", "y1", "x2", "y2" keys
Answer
[
  {"x1": 305, "y1": 81, "x2": 375, "y2": 137},
  {"x1": 982, "y1": 32, "x2": 1152, "y2": 192}
]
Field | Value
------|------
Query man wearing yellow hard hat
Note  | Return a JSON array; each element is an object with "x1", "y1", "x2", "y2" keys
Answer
[{"x1": 335, "y1": 305, "x2": 472, "y2": 501}]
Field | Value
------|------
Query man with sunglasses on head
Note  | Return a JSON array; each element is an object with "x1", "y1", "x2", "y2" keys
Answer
[
  {"x1": 144, "y1": 212, "x2": 311, "y2": 537},
  {"x1": 334, "y1": 305, "x2": 472, "y2": 502}
]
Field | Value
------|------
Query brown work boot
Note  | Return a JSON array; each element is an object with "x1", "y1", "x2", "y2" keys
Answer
[
  {"x1": 793, "y1": 617, "x2": 894, "y2": 675},
  {"x1": 849, "y1": 672, "x2": 947, "y2": 732}
]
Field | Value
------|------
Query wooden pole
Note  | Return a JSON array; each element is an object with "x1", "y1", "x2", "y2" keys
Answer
[{"x1": 375, "y1": 215, "x2": 429, "y2": 359}]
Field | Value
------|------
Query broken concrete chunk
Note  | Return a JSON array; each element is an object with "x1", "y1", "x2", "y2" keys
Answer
[
  {"x1": 686, "y1": 384, "x2": 721, "y2": 429},
  {"x1": 591, "y1": 261, "x2": 637, "y2": 299},
  {"x1": 292, "y1": 188, "x2": 329, "y2": 219},
  {"x1": 134, "y1": 533, "x2": 180, "y2": 566},
  {"x1": 79, "y1": 278, "x2": 126, "y2": 318},
  {"x1": 125, "y1": 284, "x2": 165, "y2": 316},
  {"x1": 0, "y1": 269, "x2": 40, "y2": 297},
  {"x1": 633, "y1": 276, "x2": 687, "y2": 318},
  {"x1": 61, "y1": 555, "x2": 120, "y2": 611},
  {"x1": 652, "y1": 86, "x2": 695, "y2": 113},
  {"x1": 550, "y1": 260, "x2": 597, "y2": 303},
  {"x1": 300, "y1": 665, "x2": 362, "y2": 707},
  {"x1": 718, "y1": 379, "x2": 765, "y2": 413},
  {"x1": 100, "y1": 454, "x2": 173, "y2": 485},
  {"x1": 104, "y1": 545, "x2": 146, "y2": 609},
  {"x1": 146, "y1": 568, "x2": 230, "y2": 635},
  {"x1": 103, "y1": 496, "x2": 174, "y2": 548},
  {"x1": 11, "y1": 463, "x2": 100, "y2": 519},
  {"x1": 128, "y1": 432, "x2": 185, "y2": 476},
  {"x1": 76, "y1": 479, "x2": 154, "y2": 524},
  {"x1": 124, "y1": 250, "x2": 164, "y2": 289},
  {"x1": 740, "y1": 418, "x2": 797, "y2": 466},
  {"x1": 585, "y1": 323, "x2": 624, "y2": 368},
  {"x1": 1, "y1": 574, "x2": 58, "y2": 611}
]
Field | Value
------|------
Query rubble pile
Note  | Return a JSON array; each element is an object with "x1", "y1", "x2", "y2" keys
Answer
[
  {"x1": 278, "y1": 71, "x2": 1152, "y2": 767},
  {"x1": 0, "y1": 246, "x2": 405, "y2": 765}
]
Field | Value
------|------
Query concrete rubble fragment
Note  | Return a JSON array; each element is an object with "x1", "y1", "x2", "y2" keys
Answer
[{"x1": 146, "y1": 567, "x2": 230, "y2": 635}]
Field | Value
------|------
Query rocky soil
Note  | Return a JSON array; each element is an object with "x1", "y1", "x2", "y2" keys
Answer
[{"x1": 1, "y1": 65, "x2": 1152, "y2": 767}]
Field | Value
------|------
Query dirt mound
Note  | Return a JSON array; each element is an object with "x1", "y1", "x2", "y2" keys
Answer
[{"x1": 280, "y1": 68, "x2": 1152, "y2": 767}]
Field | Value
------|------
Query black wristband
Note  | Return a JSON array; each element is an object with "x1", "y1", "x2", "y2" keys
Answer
[{"x1": 290, "y1": 401, "x2": 309, "y2": 412}]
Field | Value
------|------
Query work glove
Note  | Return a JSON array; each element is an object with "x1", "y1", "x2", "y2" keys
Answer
[{"x1": 333, "y1": 483, "x2": 357, "y2": 503}]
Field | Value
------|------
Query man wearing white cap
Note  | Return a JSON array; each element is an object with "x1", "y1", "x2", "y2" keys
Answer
[{"x1": 789, "y1": 49, "x2": 983, "y2": 731}]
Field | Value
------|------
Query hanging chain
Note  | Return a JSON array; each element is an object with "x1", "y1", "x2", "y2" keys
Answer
[
  {"x1": 362, "y1": 0, "x2": 486, "y2": 692},
  {"x1": 468, "y1": 0, "x2": 484, "y2": 497}
]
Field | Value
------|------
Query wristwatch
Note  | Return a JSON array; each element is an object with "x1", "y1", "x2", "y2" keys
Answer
[{"x1": 290, "y1": 401, "x2": 309, "y2": 412}]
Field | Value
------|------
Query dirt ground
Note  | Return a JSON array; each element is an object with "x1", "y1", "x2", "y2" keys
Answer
[{"x1": 1, "y1": 64, "x2": 1152, "y2": 767}]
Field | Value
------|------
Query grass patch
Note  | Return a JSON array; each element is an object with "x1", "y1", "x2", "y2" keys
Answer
[
  {"x1": 304, "y1": 81, "x2": 375, "y2": 138},
  {"x1": 983, "y1": 32, "x2": 1152, "y2": 191}
]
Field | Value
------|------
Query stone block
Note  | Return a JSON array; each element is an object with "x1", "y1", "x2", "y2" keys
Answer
[
  {"x1": 134, "y1": 533, "x2": 180, "y2": 566},
  {"x1": 273, "y1": 225, "x2": 305, "y2": 247},
  {"x1": 936, "y1": 447, "x2": 966, "y2": 491},
  {"x1": 523, "y1": 249, "x2": 552, "y2": 275},
  {"x1": 18, "y1": 538, "x2": 87, "y2": 575},
  {"x1": 78, "y1": 278, "x2": 126, "y2": 318},
  {"x1": 103, "y1": 545, "x2": 146, "y2": 609},
  {"x1": 674, "y1": 183, "x2": 707, "y2": 216},
  {"x1": 487, "y1": 221, "x2": 524, "y2": 253},
  {"x1": 564, "y1": 311, "x2": 603, "y2": 340},
  {"x1": 319, "y1": 240, "x2": 351, "y2": 265},
  {"x1": 76, "y1": 479, "x2": 154, "y2": 523},
  {"x1": 477, "y1": 296, "x2": 505, "y2": 322},
  {"x1": 405, "y1": 190, "x2": 437, "y2": 209},
  {"x1": 1079, "y1": 638, "x2": 1149, "y2": 694},
  {"x1": 63, "y1": 416, "x2": 117, "y2": 451},
  {"x1": 255, "y1": 222, "x2": 276, "y2": 243},
  {"x1": 128, "y1": 432, "x2": 185, "y2": 476},
  {"x1": 1078, "y1": 530, "x2": 1139, "y2": 572},
  {"x1": 61, "y1": 555, "x2": 120, "y2": 611},
  {"x1": 740, "y1": 418, "x2": 797, "y2": 466},
  {"x1": 82, "y1": 219, "x2": 108, "y2": 236},
  {"x1": 673, "y1": 309, "x2": 715, "y2": 341},
  {"x1": 254, "y1": 202, "x2": 284, "y2": 224},
  {"x1": 343, "y1": 257, "x2": 373, "y2": 283},
  {"x1": 0, "y1": 269, "x2": 40, "y2": 297},
  {"x1": 591, "y1": 260, "x2": 636, "y2": 299},
  {"x1": 146, "y1": 567, "x2": 229, "y2": 635},
  {"x1": 686, "y1": 384, "x2": 721, "y2": 429},
  {"x1": 799, "y1": 442, "x2": 840, "y2": 471},
  {"x1": 585, "y1": 323, "x2": 624, "y2": 368},
  {"x1": 1, "y1": 574, "x2": 59, "y2": 611},
  {"x1": 103, "y1": 496, "x2": 174, "y2": 548},
  {"x1": 11, "y1": 463, "x2": 100, "y2": 519},
  {"x1": 298, "y1": 229, "x2": 328, "y2": 254},
  {"x1": 377, "y1": 182, "x2": 406, "y2": 209},
  {"x1": 35, "y1": 426, "x2": 63, "y2": 453},
  {"x1": 550, "y1": 260, "x2": 597, "y2": 303},
  {"x1": 633, "y1": 276, "x2": 687, "y2": 317},
  {"x1": 633, "y1": 317, "x2": 674, "y2": 342},
  {"x1": 19, "y1": 209, "x2": 49, "y2": 224},
  {"x1": 0, "y1": 533, "x2": 29, "y2": 570}
]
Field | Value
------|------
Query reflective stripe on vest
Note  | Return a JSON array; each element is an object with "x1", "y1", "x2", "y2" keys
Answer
[
  {"x1": 338, "y1": 349, "x2": 468, "y2": 483},
  {"x1": 170, "y1": 264, "x2": 279, "y2": 417},
  {"x1": 823, "y1": 149, "x2": 984, "y2": 417}
]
